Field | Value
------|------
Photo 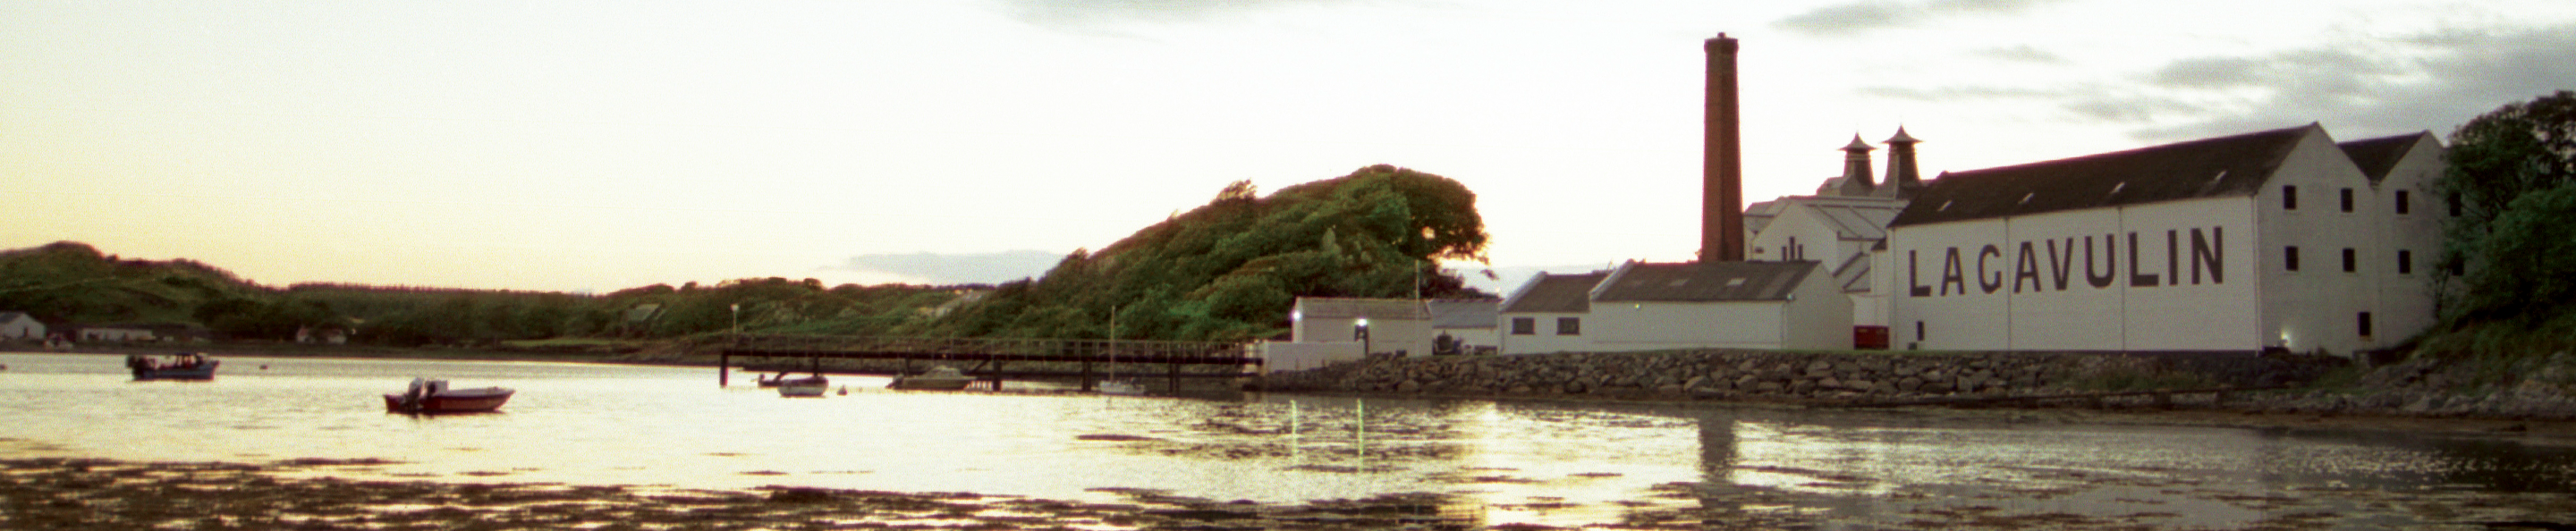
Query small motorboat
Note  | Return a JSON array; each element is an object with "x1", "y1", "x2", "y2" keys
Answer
[
  {"x1": 1095, "y1": 379, "x2": 1147, "y2": 396},
  {"x1": 777, "y1": 375, "x2": 829, "y2": 397},
  {"x1": 888, "y1": 366, "x2": 972, "y2": 391},
  {"x1": 385, "y1": 378, "x2": 514, "y2": 414},
  {"x1": 126, "y1": 353, "x2": 218, "y2": 381}
]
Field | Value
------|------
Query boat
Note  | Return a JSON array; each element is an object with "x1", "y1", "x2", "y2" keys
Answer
[
  {"x1": 126, "y1": 353, "x2": 218, "y2": 381},
  {"x1": 1094, "y1": 379, "x2": 1147, "y2": 396},
  {"x1": 384, "y1": 378, "x2": 515, "y2": 414},
  {"x1": 777, "y1": 375, "x2": 829, "y2": 397},
  {"x1": 753, "y1": 372, "x2": 792, "y2": 388},
  {"x1": 888, "y1": 366, "x2": 972, "y2": 391}
]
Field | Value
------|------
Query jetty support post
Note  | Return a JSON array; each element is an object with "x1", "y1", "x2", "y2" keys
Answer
[{"x1": 719, "y1": 350, "x2": 730, "y2": 387}]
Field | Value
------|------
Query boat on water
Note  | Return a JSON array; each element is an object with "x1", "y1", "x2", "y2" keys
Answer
[
  {"x1": 126, "y1": 353, "x2": 218, "y2": 381},
  {"x1": 777, "y1": 375, "x2": 829, "y2": 397},
  {"x1": 1094, "y1": 379, "x2": 1147, "y2": 395},
  {"x1": 753, "y1": 372, "x2": 792, "y2": 388},
  {"x1": 384, "y1": 378, "x2": 515, "y2": 414},
  {"x1": 888, "y1": 366, "x2": 972, "y2": 391}
]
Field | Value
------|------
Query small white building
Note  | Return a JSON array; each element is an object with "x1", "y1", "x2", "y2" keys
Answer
[
  {"x1": 0, "y1": 312, "x2": 44, "y2": 340},
  {"x1": 1885, "y1": 123, "x2": 2445, "y2": 356},
  {"x1": 1496, "y1": 272, "x2": 1606, "y2": 355},
  {"x1": 1588, "y1": 260, "x2": 1853, "y2": 351},
  {"x1": 1289, "y1": 297, "x2": 1435, "y2": 357},
  {"x1": 1427, "y1": 299, "x2": 1500, "y2": 355}
]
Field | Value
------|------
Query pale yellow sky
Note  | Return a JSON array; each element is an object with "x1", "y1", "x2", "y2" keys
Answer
[{"x1": 7, "y1": 0, "x2": 2572, "y2": 291}]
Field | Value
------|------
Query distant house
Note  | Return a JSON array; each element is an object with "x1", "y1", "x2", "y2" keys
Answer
[
  {"x1": 1427, "y1": 299, "x2": 1501, "y2": 355},
  {"x1": 296, "y1": 324, "x2": 351, "y2": 344},
  {"x1": 1263, "y1": 297, "x2": 1437, "y2": 372},
  {"x1": 1496, "y1": 272, "x2": 1608, "y2": 355},
  {"x1": 0, "y1": 312, "x2": 45, "y2": 340}
]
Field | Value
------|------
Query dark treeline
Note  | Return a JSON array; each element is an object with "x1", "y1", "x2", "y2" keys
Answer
[{"x1": 2, "y1": 164, "x2": 1495, "y2": 348}]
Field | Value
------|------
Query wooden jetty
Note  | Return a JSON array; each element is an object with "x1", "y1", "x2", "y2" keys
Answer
[{"x1": 718, "y1": 334, "x2": 1260, "y2": 392}]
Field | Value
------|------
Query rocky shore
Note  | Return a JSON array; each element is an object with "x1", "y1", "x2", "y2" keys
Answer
[{"x1": 1263, "y1": 349, "x2": 2576, "y2": 421}]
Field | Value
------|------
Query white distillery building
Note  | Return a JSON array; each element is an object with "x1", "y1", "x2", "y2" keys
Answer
[
  {"x1": 1885, "y1": 123, "x2": 2445, "y2": 356},
  {"x1": 1743, "y1": 129, "x2": 1925, "y2": 339},
  {"x1": 1496, "y1": 261, "x2": 1852, "y2": 354}
]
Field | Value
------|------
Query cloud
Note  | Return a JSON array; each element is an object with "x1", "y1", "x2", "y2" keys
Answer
[
  {"x1": 1853, "y1": 22, "x2": 2576, "y2": 143},
  {"x1": 991, "y1": 0, "x2": 1361, "y2": 29},
  {"x1": 2113, "y1": 23, "x2": 2576, "y2": 140},
  {"x1": 1970, "y1": 45, "x2": 2068, "y2": 64},
  {"x1": 824, "y1": 250, "x2": 1069, "y2": 285},
  {"x1": 1773, "y1": 0, "x2": 2065, "y2": 36}
]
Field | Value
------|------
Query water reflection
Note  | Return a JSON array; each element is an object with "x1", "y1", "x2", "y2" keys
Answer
[{"x1": 6, "y1": 352, "x2": 2573, "y2": 529}]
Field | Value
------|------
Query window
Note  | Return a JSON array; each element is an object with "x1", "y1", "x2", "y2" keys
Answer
[
  {"x1": 2395, "y1": 190, "x2": 2411, "y2": 215},
  {"x1": 2450, "y1": 195, "x2": 2463, "y2": 216},
  {"x1": 2397, "y1": 249, "x2": 2413, "y2": 274},
  {"x1": 1510, "y1": 317, "x2": 1535, "y2": 335},
  {"x1": 1915, "y1": 321, "x2": 1926, "y2": 341},
  {"x1": 2285, "y1": 247, "x2": 2301, "y2": 271},
  {"x1": 2340, "y1": 188, "x2": 2354, "y2": 212},
  {"x1": 2343, "y1": 248, "x2": 2357, "y2": 273},
  {"x1": 2449, "y1": 257, "x2": 2466, "y2": 276},
  {"x1": 2358, "y1": 312, "x2": 2374, "y2": 338},
  {"x1": 2283, "y1": 185, "x2": 2298, "y2": 210},
  {"x1": 1555, "y1": 317, "x2": 1581, "y2": 336}
]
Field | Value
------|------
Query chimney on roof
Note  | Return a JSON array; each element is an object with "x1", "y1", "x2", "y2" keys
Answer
[
  {"x1": 1701, "y1": 33, "x2": 1745, "y2": 263},
  {"x1": 1835, "y1": 134, "x2": 1877, "y2": 197},
  {"x1": 1877, "y1": 126, "x2": 1924, "y2": 198}
]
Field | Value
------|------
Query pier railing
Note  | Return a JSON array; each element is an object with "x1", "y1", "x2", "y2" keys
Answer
[{"x1": 722, "y1": 333, "x2": 1256, "y2": 366}]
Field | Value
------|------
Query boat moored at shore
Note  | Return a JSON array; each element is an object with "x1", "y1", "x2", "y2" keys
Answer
[
  {"x1": 888, "y1": 366, "x2": 971, "y2": 391},
  {"x1": 385, "y1": 378, "x2": 514, "y2": 414}
]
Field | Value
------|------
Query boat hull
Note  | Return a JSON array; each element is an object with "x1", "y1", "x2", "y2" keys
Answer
[
  {"x1": 777, "y1": 376, "x2": 829, "y2": 397},
  {"x1": 132, "y1": 366, "x2": 218, "y2": 381},
  {"x1": 384, "y1": 388, "x2": 514, "y2": 414}
]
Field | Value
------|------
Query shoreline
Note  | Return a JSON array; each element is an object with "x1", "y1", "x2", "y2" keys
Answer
[{"x1": 16, "y1": 344, "x2": 2576, "y2": 439}]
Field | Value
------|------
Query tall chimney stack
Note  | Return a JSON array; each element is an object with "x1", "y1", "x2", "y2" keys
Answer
[{"x1": 1701, "y1": 33, "x2": 1745, "y2": 262}]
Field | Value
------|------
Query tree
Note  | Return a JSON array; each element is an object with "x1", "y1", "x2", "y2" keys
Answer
[{"x1": 2438, "y1": 90, "x2": 2576, "y2": 324}]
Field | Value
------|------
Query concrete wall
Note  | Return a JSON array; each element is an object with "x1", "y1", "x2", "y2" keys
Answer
[
  {"x1": 1784, "y1": 267, "x2": 1857, "y2": 350},
  {"x1": 1294, "y1": 315, "x2": 1435, "y2": 358},
  {"x1": 1260, "y1": 341, "x2": 1365, "y2": 373},
  {"x1": 1591, "y1": 301, "x2": 1786, "y2": 350}
]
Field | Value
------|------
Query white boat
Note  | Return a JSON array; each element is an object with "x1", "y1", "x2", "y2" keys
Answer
[
  {"x1": 1094, "y1": 379, "x2": 1146, "y2": 395},
  {"x1": 777, "y1": 375, "x2": 829, "y2": 397},
  {"x1": 888, "y1": 366, "x2": 971, "y2": 391}
]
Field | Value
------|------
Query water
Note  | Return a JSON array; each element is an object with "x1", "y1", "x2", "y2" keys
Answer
[{"x1": 4, "y1": 351, "x2": 2572, "y2": 528}]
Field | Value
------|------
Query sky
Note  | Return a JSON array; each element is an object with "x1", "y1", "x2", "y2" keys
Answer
[{"x1": 6, "y1": 0, "x2": 2573, "y2": 294}]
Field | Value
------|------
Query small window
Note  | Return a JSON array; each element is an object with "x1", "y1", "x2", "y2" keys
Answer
[
  {"x1": 2358, "y1": 312, "x2": 2374, "y2": 338},
  {"x1": 2397, "y1": 249, "x2": 2413, "y2": 274},
  {"x1": 2449, "y1": 195, "x2": 2463, "y2": 216},
  {"x1": 1915, "y1": 321, "x2": 1926, "y2": 341},
  {"x1": 1510, "y1": 317, "x2": 1535, "y2": 335},
  {"x1": 1555, "y1": 317, "x2": 1581, "y2": 336},
  {"x1": 2285, "y1": 247, "x2": 2301, "y2": 271},
  {"x1": 2342, "y1": 248, "x2": 2357, "y2": 273},
  {"x1": 2283, "y1": 186, "x2": 2298, "y2": 210},
  {"x1": 2395, "y1": 190, "x2": 2411, "y2": 215},
  {"x1": 2340, "y1": 188, "x2": 2354, "y2": 212}
]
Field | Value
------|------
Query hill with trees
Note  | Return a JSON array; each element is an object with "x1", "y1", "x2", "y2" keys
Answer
[{"x1": 0, "y1": 164, "x2": 1491, "y2": 348}]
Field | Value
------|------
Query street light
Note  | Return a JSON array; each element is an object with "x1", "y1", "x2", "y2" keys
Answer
[
  {"x1": 729, "y1": 303, "x2": 740, "y2": 345},
  {"x1": 1355, "y1": 317, "x2": 1371, "y2": 357}
]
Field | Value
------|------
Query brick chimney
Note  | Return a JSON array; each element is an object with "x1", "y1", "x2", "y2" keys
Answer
[{"x1": 1701, "y1": 33, "x2": 1744, "y2": 262}]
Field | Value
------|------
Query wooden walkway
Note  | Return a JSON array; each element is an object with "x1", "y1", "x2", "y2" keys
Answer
[
  {"x1": 716, "y1": 334, "x2": 1260, "y2": 391},
  {"x1": 1826, "y1": 386, "x2": 2289, "y2": 409}
]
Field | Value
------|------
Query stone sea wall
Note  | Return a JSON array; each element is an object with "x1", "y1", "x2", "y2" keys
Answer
[{"x1": 1264, "y1": 349, "x2": 2335, "y2": 403}]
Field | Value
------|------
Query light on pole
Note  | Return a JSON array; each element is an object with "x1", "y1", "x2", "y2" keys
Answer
[
  {"x1": 729, "y1": 303, "x2": 740, "y2": 344},
  {"x1": 1355, "y1": 317, "x2": 1371, "y2": 357}
]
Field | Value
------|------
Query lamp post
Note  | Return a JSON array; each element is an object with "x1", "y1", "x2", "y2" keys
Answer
[
  {"x1": 1355, "y1": 317, "x2": 1371, "y2": 357},
  {"x1": 729, "y1": 303, "x2": 740, "y2": 345}
]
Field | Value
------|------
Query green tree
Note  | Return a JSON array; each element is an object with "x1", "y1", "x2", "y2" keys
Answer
[{"x1": 2438, "y1": 90, "x2": 2576, "y2": 324}]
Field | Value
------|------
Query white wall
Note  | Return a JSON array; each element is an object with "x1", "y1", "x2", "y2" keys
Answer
[
  {"x1": 1891, "y1": 195, "x2": 2264, "y2": 351},
  {"x1": 1, "y1": 319, "x2": 41, "y2": 339},
  {"x1": 1259, "y1": 341, "x2": 1365, "y2": 373},
  {"x1": 1294, "y1": 315, "x2": 1436, "y2": 358},
  {"x1": 1591, "y1": 301, "x2": 1784, "y2": 350},
  {"x1": 1497, "y1": 312, "x2": 1593, "y2": 355},
  {"x1": 1782, "y1": 266, "x2": 1857, "y2": 350},
  {"x1": 2255, "y1": 132, "x2": 2386, "y2": 356},
  {"x1": 2371, "y1": 135, "x2": 2447, "y2": 347}
]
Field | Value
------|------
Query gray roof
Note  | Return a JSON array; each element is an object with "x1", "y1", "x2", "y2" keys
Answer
[
  {"x1": 2337, "y1": 132, "x2": 2434, "y2": 183},
  {"x1": 1593, "y1": 261, "x2": 1819, "y2": 302},
  {"x1": 1499, "y1": 272, "x2": 1606, "y2": 314},
  {"x1": 0, "y1": 311, "x2": 30, "y2": 323},
  {"x1": 1892, "y1": 124, "x2": 2321, "y2": 227},
  {"x1": 1296, "y1": 298, "x2": 1430, "y2": 320},
  {"x1": 1426, "y1": 299, "x2": 1499, "y2": 329}
]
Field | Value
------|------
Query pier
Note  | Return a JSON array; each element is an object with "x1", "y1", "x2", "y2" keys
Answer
[{"x1": 717, "y1": 334, "x2": 1261, "y2": 391}]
